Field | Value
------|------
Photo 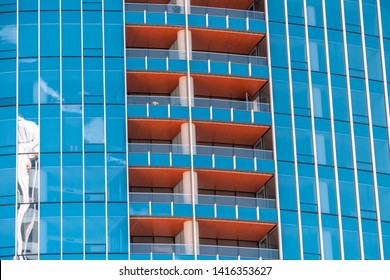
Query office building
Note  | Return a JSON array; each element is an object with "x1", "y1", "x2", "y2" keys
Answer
[{"x1": 0, "y1": 0, "x2": 389, "y2": 260}]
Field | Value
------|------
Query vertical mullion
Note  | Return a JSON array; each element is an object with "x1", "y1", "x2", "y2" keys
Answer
[
  {"x1": 15, "y1": 0, "x2": 19, "y2": 261},
  {"x1": 59, "y1": 0, "x2": 63, "y2": 260},
  {"x1": 37, "y1": 0, "x2": 41, "y2": 260},
  {"x1": 376, "y1": 0, "x2": 390, "y2": 259},
  {"x1": 284, "y1": 0, "x2": 304, "y2": 260},
  {"x1": 264, "y1": 0, "x2": 284, "y2": 260},
  {"x1": 123, "y1": 0, "x2": 131, "y2": 261},
  {"x1": 102, "y1": 0, "x2": 109, "y2": 260},
  {"x1": 340, "y1": 0, "x2": 365, "y2": 260},
  {"x1": 322, "y1": 0, "x2": 345, "y2": 260},
  {"x1": 184, "y1": 0, "x2": 197, "y2": 259},
  {"x1": 80, "y1": 0, "x2": 86, "y2": 260},
  {"x1": 302, "y1": 0, "x2": 325, "y2": 260},
  {"x1": 358, "y1": 0, "x2": 384, "y2": 260}
]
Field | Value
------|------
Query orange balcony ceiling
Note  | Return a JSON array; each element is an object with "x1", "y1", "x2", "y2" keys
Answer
[
  {"x1": 128, "y1": 167, "x2": 188, "y2": 187},
  {"x1": 129, "y1": 217, "x2": 276, "y2": 241},
  {"x1": 128, "y1": 119, "x2": 184, "y2": 141},
  {"x1": 128, "y1": 167, "x2": 272, "y2": 193},
  {"x1": 130, "y1": 217, "x2": 189, "y2": 237},
  {"x1": 194, "y1": 121, "x2": 269, "y2": 145},
  {"x1": 196, "y1": 169, "x2": 272, "y2": 192},
  {"x1": 191, "y1": 0, "x2": 254, "y2": 10},
  {"x1": 126, "y1": 25, "x2": 264, "y2": 55},
  {"x1": 126, "y1": 0, "x2": 254, "y2": 10},
  {"x1": 198, "y1": 219, "x2": 275, "y2": 241},
  {"x1": 127, "y1": 72, "x2": 267, "y2": 99},
  {"x1": 128, "y1": 119, "x2": 270, "y2": 145},
  {"x1": 126, "y1": 0, "x2": 170, "y2": 4}
]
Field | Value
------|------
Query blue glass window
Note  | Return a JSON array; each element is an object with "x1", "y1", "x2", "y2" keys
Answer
[
  {"x1": 365, "y1": 36, "x2": 382, "y2": 81},
  {"x1": 295, "y1": 116, "x2": 314, "y2": 162},
  {"x1": 278, "y1": 162, "x2": 297, "y2": 211},
  {"x1": 287, "y1": 0, "x2": 304, "y2": 25},
  {"x1": 85, "y1": 203, "x2": 106, "y2": 253},
  {"x1": 331, "y1": 75, "x2": 349, "y2": 121},
  {"x1": 342, "y1": 217, "x2": 361, "y2": 260},
  {"x1": 322, "y1": 214, "x2": 341, "y2": 260},
  {"x1": 289, "y1": 25, "x2": 307, "y2": 70},
  {"x1": 292, "y1": 70, "x2": 310, "y2": 115},
  {"x1": 325, "y1": 0, "x2": 342, "y2": 30},
  {"x1": 308, "y1": 27, "x2": 326, "y2": 72},
  {"x1": 344, "y1": 0, "x2": 361, "y2": 33},
  {"x1": 358, "y1": 171, "x2": 377, "y2": 219},
  {"x1": 40, "y1": 203, "x2": 61, "y2": 254},
  {"x1": 63, "y1": 153, "x2": 83, "y2": 202},
  {"x1": 362, "y1": 219, "x2": 380, "y2": 260},
  {"x1": 280, "y1": 210, "x2": 301, "y2": 260},
  {"x1": 327, "y1": 30, "x2": 345, "y2": 75},
  {"x1": 362, "y1": 0, "x2": 379, "y2": 37},
  {"x1": 268, "y1": 0, "x2": 285, "y2": 22},
  {"x1": 269, "y1": 23, "x2": 288, "y2": 68},
  {"x1": 334, "y1": 121, "x2": 353, "y2": 168},
  {"x1": 354, "y1": 124, "x2": 372, "y2": 170},
  {"x1": 275, "y1": 114, "x2": 294, "y2": 161},
  {"x1": 373, "y1": 127, "x2": 390, "y2": 173},
  {"x1": 315, "y1": 119, "x2": 334, "y2": 166},
  {"x1": 306, "y1": 0, "x2": 323, "y2": 27},
  {"x1": 347, "y1": 33, "x2": 364, "y2": 78},
  {"x1": 40, "y1": 153, "x2": 61, "y2": 203},
  {"x1": 301, "y1": 212, "x2": 320, "y2": 259},
  {"x1": 338, "y1": 168, "x2": 357, "y2": 217},
  {"x1": 312, "y1": 72, "x2": 330, "y2": 118}
]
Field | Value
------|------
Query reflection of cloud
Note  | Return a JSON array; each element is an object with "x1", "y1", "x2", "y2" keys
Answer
[
  {"x1": 19, "y1": 58, "x2": 38, "y2": 63},
  {"x1": 107, "y1": 154, "x2": 127, "y2": 165},
  {"x1": 0, "y1": 25, "x2": 16, "y2": 44},
  {"x1": 40, "y1": 78, "x2": 61, "y2": 102},
  {"x1": 84, "y1": 118, "x2": 104, "y2": 144},
  {"x1": 62, "y1": 105, "x2": 82, "y2": 114}
]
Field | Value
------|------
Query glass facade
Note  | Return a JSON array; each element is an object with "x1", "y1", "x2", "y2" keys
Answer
[{"x1": 0, "y1": 0, "x2": 389, "y2": 260}]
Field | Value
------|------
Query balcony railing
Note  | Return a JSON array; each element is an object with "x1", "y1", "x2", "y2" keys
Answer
[
  {"x1": 129, "y1": 192, "x2": 276, "y2": 209},
  {"x1": 130, "y1": 243, "x2": 278, "y2": 260},
  {"x1": 127, "y1": 95, "x2": 270, "y2": 112},
  {"x1": 125, "y1": 3, "x2": 265, "y2": 20},
  {"x1": 126, "y1": 48, "x2": 267, "y2": 66},
  {"x1": 128, "y1": 143, "x2": 273, "y2": 160}
]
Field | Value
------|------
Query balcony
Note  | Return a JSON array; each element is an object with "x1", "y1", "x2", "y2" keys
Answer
[
  {"x1": 127, "y1": 95, "x2": 271, "y2": 127},
  {"x1": 128, "y1": 143, "x2": 274, "y2": 175},
  {"x1": 125, "y1": 0, "x2": 257, "y2": 11},
  {"x1": 125, "y1": 2, "x2": 265, "y2": 55},
  {"x1": 125, "y1": 3, "x2": 265, "y2": 32},
  {"x1": 126, "y1": 49, "x2": 268, "y2": 82},
  {"x1": 130, "y1": 243, "x2": 278, "y2": 260},
  {"x1": 129, "y1": 192, "x2": 276, "y2": 222}
]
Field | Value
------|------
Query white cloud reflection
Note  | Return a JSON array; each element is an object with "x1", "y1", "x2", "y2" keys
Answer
[{"x1": 0, "y1": 25, "x2": 16, "y2": 44}]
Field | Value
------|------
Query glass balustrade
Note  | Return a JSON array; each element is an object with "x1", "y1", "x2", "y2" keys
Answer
[
  {"x1": 199, "y1": 245, "x2": 278, "y2": 260},
  {"x1": 130, "y1": 243, "x2": 278, "y2": 260},
  {"x1": 128, "y1": 143, "x2": 273, "y2": 160},
  {"x1": 129, "y1": 192, "x2": 276, "y2": 209},
  {"x1": 130, "y1": 243, "x2": 191, "y2": 255},
  {"x1": 125, "y1": 3, "x2": 265, "y2": 21},
  {"x1": 127, "y1": 95, "x2": 270, "y2": 112},
  {"x1": 126, "y1": 48, "x2": 267, "y2": 67}
]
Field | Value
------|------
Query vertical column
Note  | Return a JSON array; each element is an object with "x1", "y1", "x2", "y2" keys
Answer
[
  {"x1": 174, "y1": 171, "x2": 198, "y2": 204},
  {"x1": 175, "y1": 220, "x2": 198, "y2": 255},
  {"x1": 175, "y1": 30, "x2": 192, "y2": 60},
  {"x1": 171, "y1": 76, "x2": 194, "y2": 106}
]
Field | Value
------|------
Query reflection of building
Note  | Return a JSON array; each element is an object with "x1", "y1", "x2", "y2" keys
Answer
[
  {"x1": 16, "y1": 117, "x2": 40, "y2": 259},
  {"x1": 0, "y1": 0, "x2": 390, "y2": 260}
]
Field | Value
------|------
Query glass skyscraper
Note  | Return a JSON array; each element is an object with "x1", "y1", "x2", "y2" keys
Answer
[{"x1": 0, "y1": 0, "x2": 389, "y2": 260}]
